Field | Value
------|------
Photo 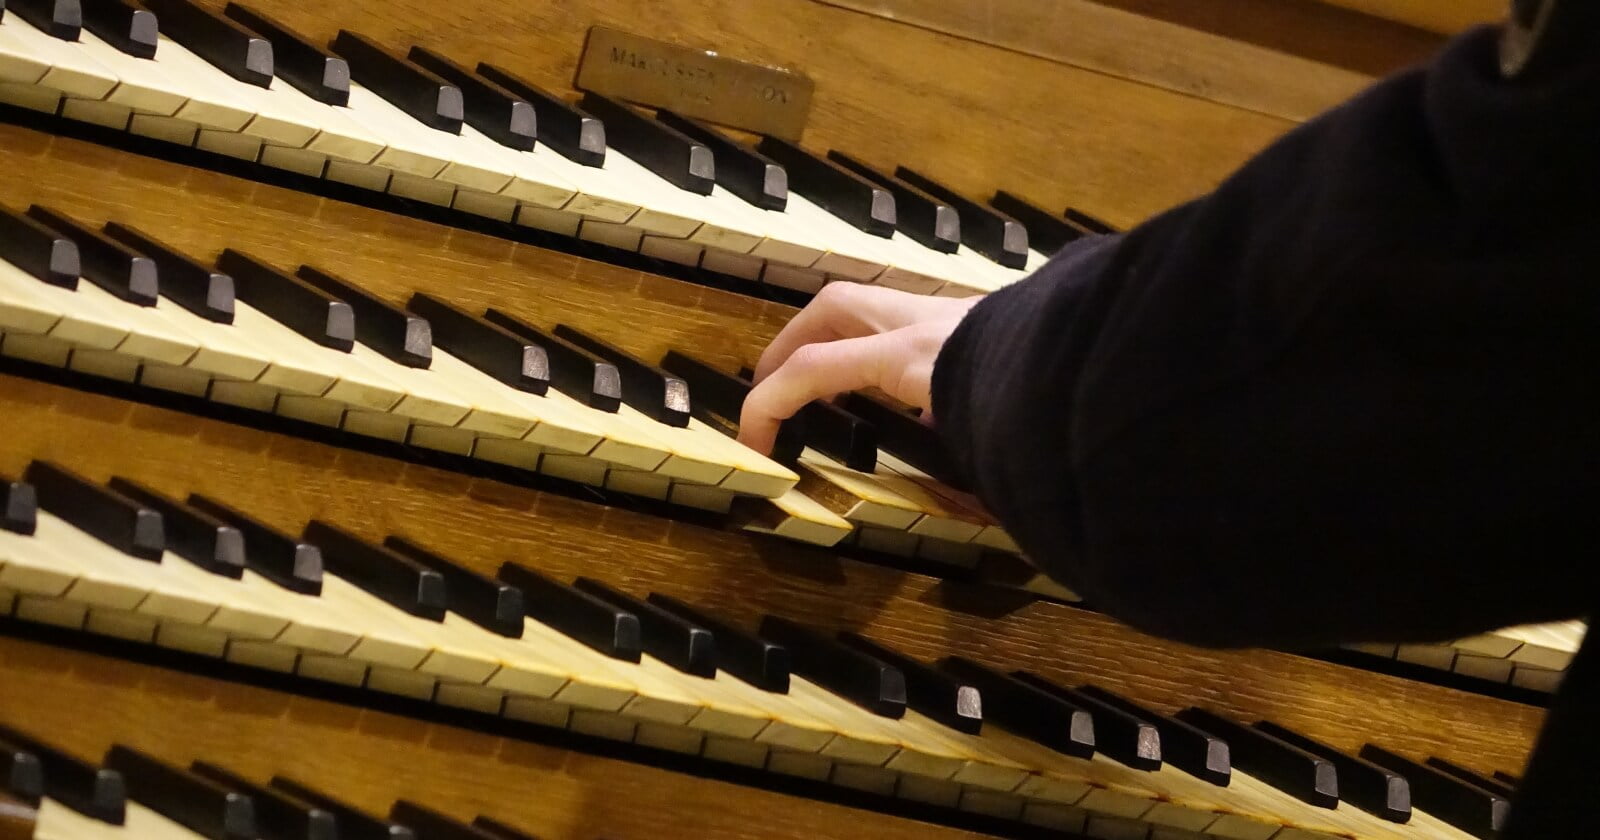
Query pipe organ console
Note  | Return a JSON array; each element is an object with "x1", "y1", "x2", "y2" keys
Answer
[{"x1": 0, "y1": 0, "x2": 1572, "y2": 838}]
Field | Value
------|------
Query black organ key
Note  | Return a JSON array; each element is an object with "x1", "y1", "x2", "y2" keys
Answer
[
  {"x1": 7, "y1": 0, "x2": 79, "y2": 40},
  {"x1": 296, "y1": 265, "x2": 431, "y2": 367},
  {"x1": 828, "y1": 151, "x2": 960, "y2": 253},
  {"x1": 1065, "y1": 207, "x2": 1116, "y2": 235},
  {"x1": 408, "y1": 47, "x2": 536, "y2": 151},
  {"x1": 990, "y1": 191, "x2": 1084, "y2": 256},
  {"x1": 552, "y1": 324, "x2": 690, "y2": 427},
  {"x1": 796, "y1": 400, "x2": 877, "y2": 473},
  {"x1": 1175, "y1": 708, "x2": 1339, "y2": 808},
  {"x1": 839, "y1": 633, "x2": 981, "y2": 734},
  {"x1": 1073, "y1": 685, "x2": 1231, "y2": 786},
  {"x1": 332, "y1": 30, "x2": 463, "y2": 134},
  {"x1": 391, "y1": 800, "x2": 502, "y2": 840},
  {"x1": 579, "y1": 93, "x2": 714, "y2": 195},
  {"x1": 841, "y1": 393, "x2": 959, "y2": 487},
  {"x1": 471, "y1": 817, "x2": 540, "y2": 840},
  {"x1": 303, "y1": 521, "x2": 447, "y2": 620},
  {"x1": 646, "y1": 594, "x2": 790, "y2": 692},
  {"x1": 0, "y1": 725, "x2": 124, "y2": 823},
  {"x1": 108, "y1": 478, "x2": 244, "y2": 578},
  {"x1": 757, "y1": 137, "x2": 895, "y2": 237},
  {"x1": 218, "y1": 250, "x2": 355, "y2": 352},
  {"x1": 1254, "y1": 721, "x2": 1410, "y2": 822},
  {"x1": 1361, "y1": 746, "x2": 1509, "y2": 838},
  {"x1": 187, "y1": 494, "x2": 323, "y2": 595},
  {"x1": 0, "y1": 734, "x2": 43, "y2": 802},
  {"x1": 407, "y1": 294, "x2": 549, "y2": 395},
  {"x1": 1425, "y1": 757, "x2": 1517, "y2": 801},
  {"x1": 102, "y1": 223, "x2": 234, "y2": 322},
  {"x1": 269, "y1": 775, "x2": 418, "y2": 840},
  {"x1": 142, "y1": 0, "x2": 273, "y2": 88},
  {"x1": 0, "y1": 204, "x2": 80, "y2": 289},
  {"x1": 26, "y1": 206, "x2": 157, "y2": 306},
  {"x1": 476, "y1": 63, "x2": 606, "y2": 167},
  {"x1": 0, "y1": 474, "x2": 36, "y2": 536},
  {"x1": 222, "y1": 4, "x2": 349, "y2": 106},
  {"x1": 105, "y1": 746, "x2": 255, "y2": 839},
  {"x1": 655, "y1": 112, "x2": 787, "y2": 210},
  {"x1": 81, "y1": 0, "x2": 156, "y2": 58},
  {"x1": 24, "y1": 460, "x2": 163, "y2": 561},
  {"x1": 484, "y1": 309, "x2": 621, "y2": 412},
  {"x1": 190, "y1": 763, "x2": 337, "y2": 840},
  {"x1": 895, "y1": 166, "x2": 1029, "y2": 268},
  {"x1": 937, "y1": 657, "x2": 1096, "y2": 758},
  {"x1": 1012, "y1": 672, "x2": 1160, "y2": 770},
  {"x1": 384, "y1": 536, "x2": 525, "y2": 638},
  {"x1": 758, "y1": 616, "x2": 906, "y2": 718},
  {"x1": 658, "y1": 351, "x2": 801, "y2": 464},
  {"x1": 574, "y1": 578, "x2": 716, "y2": 677},
  {"x1": 498, "y1": 562, "x2": 642, "y2": 662}
]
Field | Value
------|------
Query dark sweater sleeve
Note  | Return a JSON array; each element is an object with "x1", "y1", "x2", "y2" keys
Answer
[{"x1": 931, "y1": 25, "x2": 1600, "y2": 650}]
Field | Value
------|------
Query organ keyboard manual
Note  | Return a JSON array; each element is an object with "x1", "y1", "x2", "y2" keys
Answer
[{"x1": 0, "y1": 1, "x2": 1567, "y2": 838}]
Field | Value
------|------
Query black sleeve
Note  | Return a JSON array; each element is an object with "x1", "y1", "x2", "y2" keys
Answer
[{"x1": 930, "y1": 24, "x2": 1600, "y2": 650}]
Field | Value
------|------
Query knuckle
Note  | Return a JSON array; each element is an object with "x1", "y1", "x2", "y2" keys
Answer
[{"x1": 786, "y1": 343, "x2": 830, "y2": 372}]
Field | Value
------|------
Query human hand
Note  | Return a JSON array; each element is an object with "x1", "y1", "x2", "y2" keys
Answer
[{"x1": 738, "y1": 283, "x2": 981, "y2": 455}]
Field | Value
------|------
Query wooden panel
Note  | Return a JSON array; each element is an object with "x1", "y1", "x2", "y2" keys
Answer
[
  {"x1": 0, "y1": 632, "x2": 994, "y2": 840},
  {"x1": 817, "y1": 0, "x2": 1380, "y2": 122},
  {"x1": 176, "y1": 0, "x2": 1298, "y2": 229},
  {"x1": 0, "y1": 120, "x2": 792, "y2": 376},
  {"x1": 0, "y1": 372, "x2": 1545, "y2": 771},
  {"x1": 1314, "y1": 0, "x2": 1503, "y2": 34}
]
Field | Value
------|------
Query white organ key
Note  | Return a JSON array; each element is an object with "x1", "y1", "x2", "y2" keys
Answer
[
  {"x1": 138, "y1": 294, "x2": 272, "y2": 385},
  {"x1": 1, "y1": 15, "x2": 117, "y2": 100},
  {"x1": 222, "y1": 300, "x2": 336, "y2": 396},
  {"x1": 0, "y1": 257, "x2": 65, "y2": 335},
  {"x1": 69, "y1": 281, "x2": 199, "y2": 365},
  {"x1": 33, "y1": 798, "x2": 203, "y2": 840},
  {"x1": 510, "y1": 616, "x2": 638, "y2": 712},
  {"x1": 345, "y1": 342, "x2": 468, "y2": 425},
  {"x1": 133, "y1": 35, "x2": 256, "y2": 133},
  {"x1": 27, "y1": 513, "x2": 151, "y2": 611},
  {"x1": 301, "y1": 574, "x2": 431, "y2": 670},
  {"x1": 417, "y1": 348, "x2": 540, "y2": 440},
  {"x1": 148, "y1": 554, "x2": 287, "y2": 641},
  {"x1": 222, "y1": 568, "x2": 356, "y2": 656},
  {"x1": 339, "y1": 81, "x2": 452, "y2": 179},
  {"x1": 0, "y1": 15, "x2": 51, "y2": 86},
  {"x1": 448, "y1": 124, "x2": 577, "y2": 209},
  {"x1": 225, "y1": 301, "x2": 404, "y2": 413},
  {"x1": 610, "y1": 404, "x2": 731, "y2": 486},
  {"x1": 63, "y1": 29, "x2": 185, "y2": 116},
  {"x1": 0, "y1": 518, "x2": 77, "y2": 596},
  {"x1": 520, "y1": 141, "x2": 641, "y2": 224},
  {"x1": 0, "y1": 265, "x2": 130, "y2": 351},
  {"x1": 681, "y1": 417, "x2": 800, "y2": 497},
  {"x1": 538, "y1": 388, "x2": 670, "y2": 470}
]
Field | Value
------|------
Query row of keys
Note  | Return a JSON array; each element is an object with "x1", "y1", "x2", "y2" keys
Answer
[
  {"x1": 0, "y1": 2, "x2": 1085, "y2": 302},
  {"x1": 0, "y1": 201, "x2": 1020, "y2": 560},
  {"x1": 0, "y1": 463, "x2": 1519, "y2": 838},
  {"x1": 1343, "y1": 617, "x2": 1583, "y2": 694},
  {"x1": 1, "y1": 728, "x2": 568, "y2": 840}
]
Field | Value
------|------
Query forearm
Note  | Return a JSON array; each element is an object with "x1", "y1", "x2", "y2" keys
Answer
[{"x1": 932, "y1": 25, "x2": 1600, "y2": 648}]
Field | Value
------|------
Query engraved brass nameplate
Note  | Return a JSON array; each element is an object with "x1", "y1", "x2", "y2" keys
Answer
[{"x1": 576, "y1": 26, "x2": 813, "y2": 141}]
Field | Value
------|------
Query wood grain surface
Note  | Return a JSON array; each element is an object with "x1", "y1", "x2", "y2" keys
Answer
[
  {"x1": 173, "y1": 0, "x2": 1297, "y2": 230},
  {"x1": 0, "y1": 632, "x2": 1000, "y2": 840},
  {"x1": 0, "y1": 372, "x2": 1546, "y2": 772}
]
